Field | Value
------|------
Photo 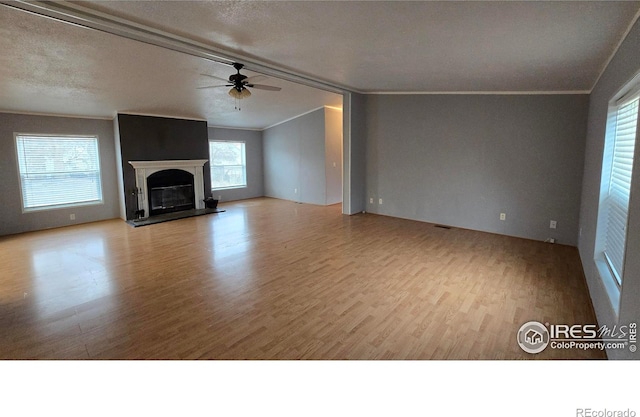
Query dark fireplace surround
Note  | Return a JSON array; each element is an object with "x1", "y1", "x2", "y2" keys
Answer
[{"x1": 117, "y1": 114, "x2": 210, "y2": 221}]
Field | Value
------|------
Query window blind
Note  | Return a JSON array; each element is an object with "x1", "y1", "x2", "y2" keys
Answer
[
  {"x1": 16, "y1": 135, "x2": 103, "y2": 211},
  {"x1": 603, "y1": 95, "x2": 638, "y2": 284}
]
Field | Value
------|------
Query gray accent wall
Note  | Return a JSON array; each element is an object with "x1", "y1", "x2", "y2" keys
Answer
[
  {"x1": 0, "y1": 113, "x2": 120, "y2": 236},
  {"x1": 116, "y1": 114, "x2": 209, "y2": 220},
  {"x1": 579, "y1": 18, "x2": 640, "y2": 359},
  {"x1": 365, "y1": 94, "x2": 588, "y2": 245},
  {"x1": 263, "y1": 107, "x2": 342, "y2": 206},
  {"x1": 208, "y1": 127, "x2": 264, "y2": 202}
]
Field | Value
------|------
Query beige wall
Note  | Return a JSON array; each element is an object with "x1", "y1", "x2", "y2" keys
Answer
[{"x1": 325, "y1": 107, "x2": 343, "y2": 205}]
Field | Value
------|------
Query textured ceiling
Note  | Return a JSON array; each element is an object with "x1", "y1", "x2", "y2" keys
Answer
[
  {"x1": 1, "y1": 1, "x2": 639, "y2": 129},
  {"x1": 0, "y1": 4, "x2": 342, "y2": 129},
  {"x1": 77, "y1": 0, "x2": 640, "y2": 92}
]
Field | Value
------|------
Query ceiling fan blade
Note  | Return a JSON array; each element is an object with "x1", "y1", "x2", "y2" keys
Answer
[
  {"x1": 244, "y1": 75, "x2": 268, "y2": 84},
  {"x1": 248, "y1": 84, "x2": 282, "y2": 91},
  {"x1": 200, "y1": 73, "x2": 231, "y2": 82},
  {"x1": 197, "y1": 85, "x2": 232, "y2": 89}
]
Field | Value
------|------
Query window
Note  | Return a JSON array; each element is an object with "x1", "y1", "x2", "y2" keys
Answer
[
  {"x1": 595, "y1": 78, "x2": 639, "y2": 289},
  {"x1": 15, "y1": 134, "x2": 103, "y2": 211},
  {"x1": 209, "y1": 141, "x2": 247, "y2": 190}
]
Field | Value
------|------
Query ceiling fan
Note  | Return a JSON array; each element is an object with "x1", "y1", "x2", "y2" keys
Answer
[{"x1": 199, "y1": 63, "x2": 281, "y2": 100}]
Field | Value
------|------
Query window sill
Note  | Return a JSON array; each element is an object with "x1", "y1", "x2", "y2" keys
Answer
[
  {"x1": 22, "y1": 200, "x2": 104, "y2": 213},
  {"x1": 211, "y1": 186, "x2": 247, "y2": 191}
]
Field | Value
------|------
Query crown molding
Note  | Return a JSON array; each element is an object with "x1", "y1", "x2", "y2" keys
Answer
[{"x1": 366, "y1": 90, "x2": 590, "y2": 95}]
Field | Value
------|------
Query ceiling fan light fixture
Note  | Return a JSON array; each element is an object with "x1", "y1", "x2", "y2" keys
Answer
[{"x1": 228, "y1": 87, "x2": 251, "y2": 99}]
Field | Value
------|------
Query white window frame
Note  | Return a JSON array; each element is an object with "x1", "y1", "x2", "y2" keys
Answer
[
  {"x1": 594, "y1": 72, "x2": 640, "y2": 314},
  {"x1": 209, "y1": 140, "x2": 247, "y2": 191},
  {"x1": 14, "y1": 133, "x2": 104, "y2": 212}
]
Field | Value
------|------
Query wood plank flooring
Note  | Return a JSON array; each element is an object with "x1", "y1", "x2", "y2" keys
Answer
[{"x1": 0, "y1": 198, "x2": 605, "y2": 359}]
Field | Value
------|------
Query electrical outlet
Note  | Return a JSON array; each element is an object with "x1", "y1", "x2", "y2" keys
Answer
[
  {"x1": 70, "y1": 213, "x2": 75, "y2": 220},
  {"x1": 369, "y1": 198, "x2": 373, "y2": 204},
  {"x1": 294, "y1": 188, "x2": 297, "y2": 194},
  {"x1": 378, "y1": 198, "x2": 383, "y2": 205},
  {"x1": 550, "y1": 220, "x2": 557, "y2": 229},
  {"x1": 500, "y1": 213, "x2": 506, "y2": 221},
  {"x1": 217, "y1": 195, "x2": 222, "y2": 201},
  {"x1": 333, "y1": 162, "x2": 337, "y2": 168}
]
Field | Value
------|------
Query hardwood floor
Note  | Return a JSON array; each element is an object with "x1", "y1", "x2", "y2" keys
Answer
[{"x1": 0, "y1": 198, "x2": 605, "y2": 359}]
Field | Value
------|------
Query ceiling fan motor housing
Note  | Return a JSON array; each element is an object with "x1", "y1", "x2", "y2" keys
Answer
[{"x1": 230, "y1": 63, "x2": 248, "y2": 91}]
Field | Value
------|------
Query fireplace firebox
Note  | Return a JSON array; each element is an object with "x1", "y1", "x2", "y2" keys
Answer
[{"x1": 147, "y1": 169, "x2": 195, "y2": 216}]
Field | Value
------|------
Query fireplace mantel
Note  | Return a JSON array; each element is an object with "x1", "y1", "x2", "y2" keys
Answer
[
  {"x1": 129, "y1": 160, "x2": 209, "y2": 170},
  {"x1": 129, "y1": 159, "x2": 208, "y2": 219}
]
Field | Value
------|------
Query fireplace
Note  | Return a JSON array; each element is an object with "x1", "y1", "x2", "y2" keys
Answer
[
  {"x1": 147, "y1": 169, "x2": 195, "y2": 216},
  {"x1": 129, "y1": 160, "x2": 208, "y2": 219}
]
